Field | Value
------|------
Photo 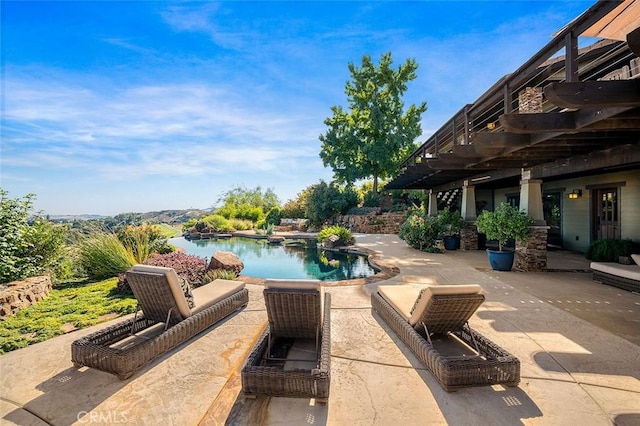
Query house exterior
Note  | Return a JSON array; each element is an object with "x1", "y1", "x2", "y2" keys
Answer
[{"x1": 386, "y1": 0, "x2": 640, "y2": 269}]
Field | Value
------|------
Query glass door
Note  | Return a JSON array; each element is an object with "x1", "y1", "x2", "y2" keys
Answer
[
  {"x1": 543, "y1": 191, "x2": 562, "y2": 248},
  {"x1": 593, "y1": 188, "x2": 620, "y2": 240}
]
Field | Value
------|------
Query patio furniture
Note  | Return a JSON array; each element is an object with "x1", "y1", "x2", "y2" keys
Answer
[
  {"x1": 241, "y1": 279, "x2": 331, "y2": 403},
  {"x1": 591, "y1": 254, "x2": 640, "y2": 292},
  {"x1": 71, "y1": 265, "x2": 248, "y2": 379},
  {"x1": 371, "y1": 284, "x2": 520, "y2": 391}
]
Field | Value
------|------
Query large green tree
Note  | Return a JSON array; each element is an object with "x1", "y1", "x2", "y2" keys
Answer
[{"x1": 319, "y1": 52, "x2": 427, "y2": 193}]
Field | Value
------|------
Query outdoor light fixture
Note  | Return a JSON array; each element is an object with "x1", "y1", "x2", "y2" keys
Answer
[{"x1": 568, "y1": 189, "x2": 582, "y2": 199}]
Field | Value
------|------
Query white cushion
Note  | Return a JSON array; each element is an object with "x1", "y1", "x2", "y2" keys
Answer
[
  {"x1": 191, "y1": 279, "x2": 245, "y2": 315},
  {"x1": 377, "y1": 285, "x2": 420, "y2": 322},
  {"x1": 591, "y1": 262, "x2": 640, "y2": 281},
  {"x1": 130, "y1": 264, "x2": 192, "y2": 318},
  {"x1": 408, "y1": 284, "x2": 482, "y2": 327},
  {"x1": 631, "y1": 254, "x2": 640, "y2": 265},
  {"x1": 265, "y1": 279, "x2": 320, "y2": 291}
]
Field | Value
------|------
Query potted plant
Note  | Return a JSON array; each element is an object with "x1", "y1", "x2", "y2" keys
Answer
[
  {"x1": 475, "y1": 202, "x2": 533, "y2": 271},
  {"x1": 438, "y1": 207, "x2": 465, "y2": 250}
]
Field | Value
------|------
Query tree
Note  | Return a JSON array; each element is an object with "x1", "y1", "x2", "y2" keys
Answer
[
  {"x1": 305, "y1": 181, "x2": 359, "y2": 226},
  {"x1": 319, "y1": 52, "x2": 427, "y2": 193},
  {"x1": 215, "y1": 186, "x2": 280, "y2": 220}
]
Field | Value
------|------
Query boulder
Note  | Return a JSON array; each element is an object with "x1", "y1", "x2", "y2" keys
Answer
[{"x1": 207, "y1": 251, "x2": 244, "y2": 276}]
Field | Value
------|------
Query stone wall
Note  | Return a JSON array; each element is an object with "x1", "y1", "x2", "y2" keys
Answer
[
  {"x1": 515, "y1": 227, "x2": 548, "y2": 271},
  {"x1": 1, "y1": 275, "x2": 52, "y2": 317},
  {"x1": 331, "y1": 211, "x2": 409, "y2": 234}
]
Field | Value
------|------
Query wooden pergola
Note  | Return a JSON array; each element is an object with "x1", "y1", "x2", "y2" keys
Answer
[{"x1": 387, "y1": 0, "x2": 640, "y2": 194}]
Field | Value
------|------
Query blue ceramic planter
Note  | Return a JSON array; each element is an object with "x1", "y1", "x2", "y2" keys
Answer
[
  {"x1": 487, "y1": 249, "x2": 515, "y2": 271},
  {"x1": 443, "y1": 235, "x2": 459, "y2": 250}
]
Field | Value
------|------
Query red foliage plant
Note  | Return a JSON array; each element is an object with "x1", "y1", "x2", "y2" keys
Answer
[{"x1": 144, "y1": 252, "x2": 207, "y2": 287}]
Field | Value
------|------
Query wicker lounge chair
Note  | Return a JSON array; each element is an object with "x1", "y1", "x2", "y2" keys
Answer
[
  {"x1": 241, "y1": 279, "x2": 331, "y2": 403},
  {"x1": 72, "y1": 265, "x2": 249, "y2": 379},
  {"x1": 372, "y1": 284, "x2": 520, "y2": 391}
]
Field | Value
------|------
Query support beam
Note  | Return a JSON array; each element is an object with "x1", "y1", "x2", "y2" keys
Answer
[
  {"x1": 531, "y1": 143, "x2": 640, "y2": 179},
  {"x1": 473, "y1": 132, "x2": 531, "y2": 148},
  {"x1": 628, "y1": 26, "x2": 640, "y2": 57},
  {"x1": 500, "y1": 112, "x2": 577, "y2": 133},
  {"x1": 544, "y1": 80, "x2": 640, "y2": 109}
]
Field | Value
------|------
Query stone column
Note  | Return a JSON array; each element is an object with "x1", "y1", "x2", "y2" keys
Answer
[
  {"x1": 520, "y1": 177, "x2": 544, "y2": 225},
  {"x1": 515, "y1": 227, "x2": 548, "y2": 271},
  {"x1": 427, "y1": 189, "x2": 438, "y2": 217},
  {"x1": 516, "y1": 173, "x2": 548, "y2": 271},
  {"x1": 460, "y1": 181, "x2": 478, "y2": 250},
  {"x1": 460, "y1": 223, "x2": 478, "y2": 250},
  {"x1": 460, "y1": 182, "x2": 477, "y2": 221}
]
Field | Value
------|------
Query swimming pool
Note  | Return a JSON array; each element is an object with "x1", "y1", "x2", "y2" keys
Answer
[{"x1": 168, "y1": 236, "x2": 378, "y2": 281}]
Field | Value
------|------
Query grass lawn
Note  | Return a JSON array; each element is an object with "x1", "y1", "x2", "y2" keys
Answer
[
  {"x1": 0, "y1": 278, "x2": 136, "y2": 354},
  {"x1": 157, "y1": 223, "x2": 182, "y2": 238}
]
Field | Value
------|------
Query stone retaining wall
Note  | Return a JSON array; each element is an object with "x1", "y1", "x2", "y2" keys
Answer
[
  {"x1": 1, "y1": 275, "x2": 52, "y2": 317},
  {"x1": 331, "y1": 212, "x2": 408, "y2": 234}
]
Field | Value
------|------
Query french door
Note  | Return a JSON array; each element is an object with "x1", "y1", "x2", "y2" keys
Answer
[{"x1": 593, "y1": 188, "x2": 620, "y2": 240}]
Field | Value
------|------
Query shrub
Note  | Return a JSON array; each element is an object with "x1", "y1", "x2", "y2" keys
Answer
[
  {"x1": 265, "y1": 206, "x2": 284, "y2": 226},
  {"x1": 115, "y1": 251, "x2": 209, "y2": 295},
  {"x1": 78, "y1": 233, "x2": 136, "y2": 279},
  {"x1": 144, "y1": 252, "x2": 208, "y2": 287},
  {"x1": 203, "y1": 269, "x2": 237, "y2": 283},
  {"x1": 282, "y1": 196, "x2": 307, "y2": 219},
  {"x1": 362, "y1": 191, "x2": 382, "y2": 208},
  {"x1": 475, "y1": 202, "x2": 533, "y2": 251},
  {"x1": 584, "y1": 238, "x2": 635, "y2": 261},
  {"x1": 438, "y1": 207, "x2": 465, "y2": 236},
  {"x1": 235, "y1": 204, "x2": 265, "y2": 222},
  {"x1": 0, "y1": 190, "x2": 67, "y2": 283},
  {"x1": 398, "y1": 210, "x2": 445, "y2": 251},
  {"x1": 317, "y1": 225, "x2": 354, "y2": 245},
  {"x1": 305, "y1": 181, "x2": 359, "y2": 225},
  {"x1": 202, "y1": 214, "x2": 233, "y2": 232},
  {"x1": 182, "y1": 218, "x2": 197, "y2": 232},
  {"x1": 229, "y1": 218, "x2": 253, "y2": 231},
  {"x1": 117, "y1": 224, "x2": 170, "y2": 263}
]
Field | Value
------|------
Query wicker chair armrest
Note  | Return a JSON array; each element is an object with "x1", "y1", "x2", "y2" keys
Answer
[{"x1": 318, "y1": 292, "x2": 331, "y2": 375}]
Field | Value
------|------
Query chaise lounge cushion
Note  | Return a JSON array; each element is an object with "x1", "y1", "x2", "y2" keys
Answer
[
  {"x1": 377, "y1": 284, "x2": 482, "y2": 327},
  {"x1": 590, "y1": 262, "x2": 640, "y2": 282},
  {"x1": 191, "y1": 279, "x2": 246, "y2": 315},
  {"x1": 130, "y1": 264, "x2": 192, "y2": 318},
  {"x1": 631, "y1": 254, "x2": 640, "y2": 265}
]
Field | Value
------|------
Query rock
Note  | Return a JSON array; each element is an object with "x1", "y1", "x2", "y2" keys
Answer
[{"x1": 207, "y1": 251, "x2": 244, "y2": 276}]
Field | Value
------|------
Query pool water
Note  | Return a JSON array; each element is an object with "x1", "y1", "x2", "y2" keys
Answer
[{"x1": 168, "y1": 236, "x2": 377, "y2": 281}]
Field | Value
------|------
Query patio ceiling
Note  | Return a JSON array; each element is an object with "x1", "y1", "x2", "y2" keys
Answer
[{"x1": 388, "y1": 0, "x2": 640, "y2": 192}]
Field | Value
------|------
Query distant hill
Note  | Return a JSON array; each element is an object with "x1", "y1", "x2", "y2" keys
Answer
[
  {"x1": 48, "y1": 214, "x2": 108, "y2": 221},
  {"x1": 49, "y1": 208, "x2": 213, "y2": 224},
  {"x1": 141, "y1": 209, "x2": 213, "y2": 224}
]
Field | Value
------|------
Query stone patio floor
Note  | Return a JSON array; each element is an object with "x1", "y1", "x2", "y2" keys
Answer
[{"x1": 1, "y1": 234, "x2": 639, "y2": 425}]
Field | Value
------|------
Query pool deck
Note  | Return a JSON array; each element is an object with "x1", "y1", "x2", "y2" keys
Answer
[{"x1": 1, "y1": 233, "x2": 639, "y2": 425}]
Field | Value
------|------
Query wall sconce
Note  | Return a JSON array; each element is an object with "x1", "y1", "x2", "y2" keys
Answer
[
  {"x1": 487, "y1": 122, "x2": 496, "y2": 130},
  {"x1": 568, "y1": 189, "x2": 582, "y2": 199}
]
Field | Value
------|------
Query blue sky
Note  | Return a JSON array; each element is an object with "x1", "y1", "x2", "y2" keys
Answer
[{"x1": 1, "y1": 0, "x2": 598, "y2": 216}]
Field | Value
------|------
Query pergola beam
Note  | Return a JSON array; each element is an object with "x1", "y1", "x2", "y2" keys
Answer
[{"x1": 544, "y1": 80, "x2": 640, "y2": 109}]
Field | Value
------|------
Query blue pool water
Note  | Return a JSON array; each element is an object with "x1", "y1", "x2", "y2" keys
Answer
[{"x1": 168, "y1": 236, "x2": 377, "y2": 281}]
